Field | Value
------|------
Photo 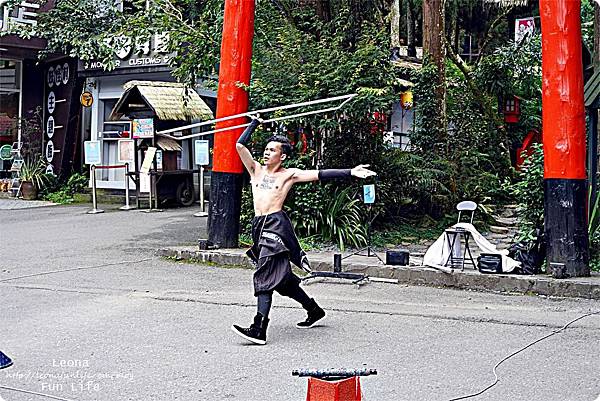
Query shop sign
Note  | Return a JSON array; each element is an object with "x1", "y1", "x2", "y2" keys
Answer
[
  {"x1": 117, "y1": 139, "x2": 134, "y2": 163},
  {"x1": 46, "y1": 116, "x2": 55, "y2": 139},
  {"x1": 84, "y1": 141, "x2": 101, "y2": 165},
  {"x1": 156, "y1": 149, "x2": 163, "y2": 170},
  {"x1": 47, "y1": 91, "x2": 56, "y2": 114},
  {"x1": 140, "y1": 172, "x2": 151, "y2": 193},
  {"x1": 54, "y1": 64, "x2": 62, "y2": 87},
  {"x1": 0, "y1": 144, "x2": 12, "y2": 160},
  {"x1": 62, "y1": 62, "x2": 70, "y2": 85},
  {"x1": 0, "y1": 1, "x2": 40, "y2": 31},
  {"x1": 363, "y1": 184, "x2": 375, "y2": 204},
  {"x1": 80, "y1": 34, "x2": 172, "y2": 71},
  {"x1": 47, "y1": 66, "x2": 54, "y2": 88},
  {"x1": 140, "y1": 147, "x2": 157, "y2": 174},
  {"x1": 80, "y1": 91, "x2": 93, "y2": 107},
  {"x1": 132, "y1": 118, "x2": 154, "y2": 139},
  {"x1": 45, "y1": 140, "x2": 54, "y2": 163},
  {"x1": 515, "y1": 17, "x2": 535, "y2": 43},
  {"x1": 194, "y1": 140, "x2": 209, "y2": 166}
]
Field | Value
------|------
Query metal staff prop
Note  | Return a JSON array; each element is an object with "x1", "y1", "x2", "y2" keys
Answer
[{"x1": 156, "y1": 93, "x2": 358, "y2": 140}]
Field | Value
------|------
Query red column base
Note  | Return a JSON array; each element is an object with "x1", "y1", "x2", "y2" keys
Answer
[{"x1": 306, "y1": 376, "x2": 362, "y2": 401}]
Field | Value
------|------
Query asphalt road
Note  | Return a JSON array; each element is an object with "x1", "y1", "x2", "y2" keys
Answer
[{"x1": 1, "y1": 205, "x2": 599, "y2": 401}]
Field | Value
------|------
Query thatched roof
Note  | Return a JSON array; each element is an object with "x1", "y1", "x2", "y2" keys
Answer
[
  {"x1": 156, "y1": 136, "x2": 183, "y2": 152},
  {"x1": 109, "y1": 81, "x2": 214, "y2": 121}
]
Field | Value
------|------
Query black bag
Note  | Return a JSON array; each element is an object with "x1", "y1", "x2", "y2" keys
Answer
[
  {"x1": 477, "y1": 253, "x2": 503, "y2": 274},
  {"x1": 507, "y1": 231, "x2": 545, "y2": 275}
]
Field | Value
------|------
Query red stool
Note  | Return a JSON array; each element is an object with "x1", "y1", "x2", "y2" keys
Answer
[
  {"x1": 293, "y1": 368, "x2": 377, "y2": 401},
  {"x1": 306, "y1": 376, "x2": 361, "y2": 401}
]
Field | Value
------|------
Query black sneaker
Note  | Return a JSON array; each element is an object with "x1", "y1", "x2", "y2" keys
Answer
[
  {"x1": 297, "y1": 300, "x2": 325, "y2": 329},
  {"x1": 231, "y1": 314, "x2": 269, "y2": 345}
]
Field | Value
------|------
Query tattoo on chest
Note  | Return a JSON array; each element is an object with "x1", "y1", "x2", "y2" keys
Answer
[{"x1": 259, "y1": 175, "x2": 277, "y2": 190}]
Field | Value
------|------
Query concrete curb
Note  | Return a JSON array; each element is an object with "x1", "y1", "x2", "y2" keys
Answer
[{"x1": 157, "y1": 248, "x2": 600, "y2": 300}]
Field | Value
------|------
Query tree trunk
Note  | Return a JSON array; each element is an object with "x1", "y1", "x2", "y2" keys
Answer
[
  {"x1": 298, "y1": 0, "x2": 330, "y2": 21},
  {"x1": 406, "y1": 0, "x2": 416, "y2": 56},
  {"x1": 391, "y1": 0, "x2": 401, "y2": 49},
  {"x1": 595, "y1": 4, "x2": 600, "y2": 67},
  {"x1": 422, "y1": 0, "x2": 447, "y2": 154}
]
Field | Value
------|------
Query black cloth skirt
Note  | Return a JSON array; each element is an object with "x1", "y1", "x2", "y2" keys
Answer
[{"x1": 246, "y1": 211, "x2": 306, "y2": 295}]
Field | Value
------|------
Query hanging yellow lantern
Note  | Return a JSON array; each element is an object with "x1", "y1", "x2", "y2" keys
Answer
[{"x1": 401, "y1": 91, "x2": 413, "y2": 110}]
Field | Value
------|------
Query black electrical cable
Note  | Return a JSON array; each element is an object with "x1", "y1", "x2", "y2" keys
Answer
[
  {"x1": 0, "y1": 258, "x2": 154, "y2": 283},
  {"x1": 0, "y1": 384, "x2": 76, "y2": 401},
  {"x1": 448, "y1": 311, "x2": 600, "y2": 401}
]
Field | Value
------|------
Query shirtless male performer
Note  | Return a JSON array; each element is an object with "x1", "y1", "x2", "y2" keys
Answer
[{"x1": 231, "y1": 117, "x2": 376, "y2": 345}]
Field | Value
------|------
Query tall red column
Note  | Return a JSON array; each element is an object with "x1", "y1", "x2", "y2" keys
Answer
[
  {"x1": 208, "y1": 0, "x2": 256, "y2": 248},
  {"x1": 540, "y1": 0, "x2": 590, "y2": 277}
]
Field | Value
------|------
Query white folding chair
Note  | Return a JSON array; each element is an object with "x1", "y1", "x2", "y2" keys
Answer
[{"x1": 444, "y1": 201, "x2": 478, "y2": 270}]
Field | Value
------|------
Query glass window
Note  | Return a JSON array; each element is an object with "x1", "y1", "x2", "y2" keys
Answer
[
  {"x1": 0, "y1": 60, "x2": 21, "y2": 175},
  {"x1": 100, "y1": 98, "x2": 130, "y2": 140}
]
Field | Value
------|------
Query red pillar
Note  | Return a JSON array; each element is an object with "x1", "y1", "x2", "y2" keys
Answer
[
  {"x1": 540, "y1": 0, "x2": 590, "y2": 277},
  {"x1": 208, "y1": 0, "x2": 256, "y2": 248}
]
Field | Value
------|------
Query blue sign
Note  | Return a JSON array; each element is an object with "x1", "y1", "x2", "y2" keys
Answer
[
  {"x1": 363, "y1": 184, "x2": 375, "y2": 204},
  {"x1": 84, "y1": 141, "x2": 101, "y2": 165},
  {"x1": 194, "y1": 140, "x2": 210, "y2": 166}
]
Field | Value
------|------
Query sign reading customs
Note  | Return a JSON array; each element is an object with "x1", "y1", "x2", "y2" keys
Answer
[{"x1": 80, "y1": 91, "x2": 93, "y2": 107}]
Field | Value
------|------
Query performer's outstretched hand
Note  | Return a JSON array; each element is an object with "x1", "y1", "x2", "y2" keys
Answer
[{"x1": 351, "y1": 164, "x2": 376, "y2": 179}]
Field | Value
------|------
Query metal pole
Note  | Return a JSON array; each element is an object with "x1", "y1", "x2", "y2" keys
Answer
[
  {"x1": 120, "y1": 163, "x2": 135, "y2": 210},
  {"x1": 194, "y1": 165, "x2": 208, "y2": 217},
  {"x1": 87, "y1": 165, "x2": 104, "y2": 214},
  {"x1": 142, "y1": 171, "x2": 162, "y2": 213}
]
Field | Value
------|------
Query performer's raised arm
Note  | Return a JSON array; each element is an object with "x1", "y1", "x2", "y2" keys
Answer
[
  {"x1": 236, "y1": 116, "x2": 262, "y2": 175},
  {"x1": 291, "y1": 164, "x2": 376, "y2": 183}
]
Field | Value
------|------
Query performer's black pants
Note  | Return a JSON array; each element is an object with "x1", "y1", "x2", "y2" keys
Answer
[{"x1": 257, "y1": 275, "x2": 311, "y2": 318}]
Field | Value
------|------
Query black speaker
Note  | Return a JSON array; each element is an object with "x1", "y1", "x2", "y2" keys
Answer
[
  {"x1": 386, "y1": 250, "x2": 409, "y2": 266},
  {"x1": 477, "y1": 253, "x2": 502, "y2": 274}
]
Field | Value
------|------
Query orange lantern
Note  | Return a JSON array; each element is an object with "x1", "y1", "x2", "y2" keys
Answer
[{"x1": 400, "y1": 91, "x2": 413, "y2": 110}]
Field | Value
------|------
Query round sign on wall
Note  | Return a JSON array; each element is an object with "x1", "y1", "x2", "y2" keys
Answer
[
  {"x1": 47, "y1": 66, "x2": 54, "y2": 88},
  {"x1": 0, "y1": 144, "x2": 12, "y2": 160},
  {"x1": 46, "y1": 164, "x2": 55, "y2": 176},
  {"x1": 47, "y1": 92, "x2": 56, "y2": 114},
  {"x1": 46, "y1": 140, "x2": 54, "y2": 163},
  {"x1": 46, "y1": 116, "x2": 55, "y2": 139},
  {"x1": 80, "y1": 91, "x2": 94, "y2": 107},
  {"x1": 62, "y1": 63, "x2": 70, "y2": 85}
]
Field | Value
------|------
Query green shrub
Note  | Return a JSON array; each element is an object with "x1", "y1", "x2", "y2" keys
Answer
[
  {"x1": 43, "y1": 171, "x2": 89, "y2": 204},
  {"x1": 505, "y1": 143, "x2": 544, "y2": 240}
]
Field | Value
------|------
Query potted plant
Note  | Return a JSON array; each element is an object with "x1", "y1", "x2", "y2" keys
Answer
[{"x1": 18, "y1": 157, "x2": 48, "y2": 200}]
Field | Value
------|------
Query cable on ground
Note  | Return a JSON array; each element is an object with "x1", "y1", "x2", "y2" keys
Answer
[
  {"x1": 0, "y1": 258, "x2": 154, "y2": 283},
  {"x1": 0, "y1": 384, "x2": 77, "y2": 401},
  {"x1": 448, "y1": 310, "x2": 600, "y2": 400}
]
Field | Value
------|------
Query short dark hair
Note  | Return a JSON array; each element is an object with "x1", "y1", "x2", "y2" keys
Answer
[{"x1": 267, "y1": 135, "x2": 293, "y2": 158}]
